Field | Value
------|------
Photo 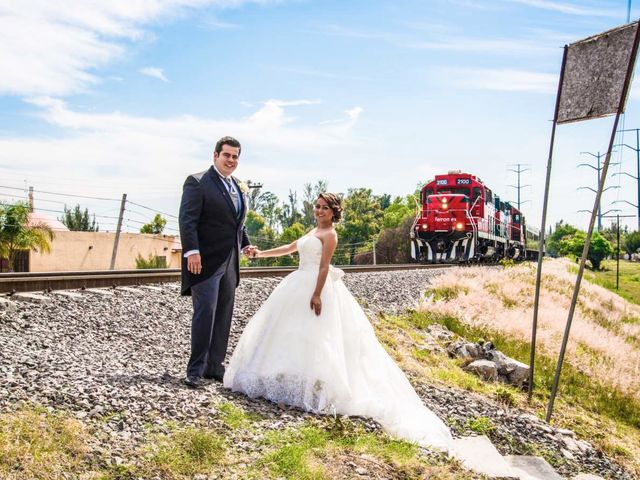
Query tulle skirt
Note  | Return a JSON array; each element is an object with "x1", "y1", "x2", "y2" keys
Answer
[{"x1": 224, "y1": 266, "x2": 453, "y2": 452}]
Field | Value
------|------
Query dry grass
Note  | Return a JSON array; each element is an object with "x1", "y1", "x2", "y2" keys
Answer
[
  {"x1": 420, "y1": 258, "x2": 640, "y2": 400},
  {"x1": 0, "y1": 407, "x2": 91, "y2": 480},
  {"x1": 372, "y1": 311, "x2": 640, "y2": 477}
]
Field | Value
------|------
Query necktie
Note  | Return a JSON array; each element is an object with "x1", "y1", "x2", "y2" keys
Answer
[{"x1": 224, "y1": 177, "x2": 240, "y2": 213}]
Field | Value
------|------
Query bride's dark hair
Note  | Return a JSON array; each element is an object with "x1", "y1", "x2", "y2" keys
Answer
[{"x1": 318, "y1": 192, "x2": 342, "y2": 222}]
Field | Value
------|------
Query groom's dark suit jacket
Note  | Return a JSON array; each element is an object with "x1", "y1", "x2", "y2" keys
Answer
[{"x1": 179, "y1": 166, "x2": 250, "y2": 296}]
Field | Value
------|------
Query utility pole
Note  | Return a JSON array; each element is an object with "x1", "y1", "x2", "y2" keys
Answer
[
  {"x1": 110, "y1": 193, "x2": 127, "y2": 270},
  {"x1": 614, "y1": 128, "x2": 640, "y2": 231},
  {"x1": 602, "y1": 213, "x2": 635, "y2": 290},
  {"x1": 617, "y1": 214, "x2": 620, "y2": 290},
  {"x1": 372, "y1": 238, "x2": 377, "y2": 265},
  {"x1": 28, "y1": 186, "x2": 34, "y2": 211},
  {"x1": 507, "y1": 164, "x2": 531, "y2": 210},
  {"x1": 577, "y1": 152, "x2": 619, "y2": 231},
  {"x1": 246, "y1": 181, "x2": 263, "y2": 212}
]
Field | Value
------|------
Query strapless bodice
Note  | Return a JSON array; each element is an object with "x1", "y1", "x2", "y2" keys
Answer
[
  {"x1": 296, "y1": 235, "x2": 344, "y2": 280},
  {"x1": 297, "y1": 235, "x2": 323, "y2": 268}
]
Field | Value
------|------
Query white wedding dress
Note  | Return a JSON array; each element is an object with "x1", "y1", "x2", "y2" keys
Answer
[{"x1": 224, "y1": 235, "x2": 453, "y2": 452}]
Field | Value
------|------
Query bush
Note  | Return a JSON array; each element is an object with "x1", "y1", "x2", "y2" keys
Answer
[
  {"x1": 560, "y1": 230, "x2": 613, "y2": 270},
  {"x1": 135, "y1": 253, "x2": 167, "y2": 269},
  {"x1": 624, "y1": 231, "x2": 640, "y2": 256}
]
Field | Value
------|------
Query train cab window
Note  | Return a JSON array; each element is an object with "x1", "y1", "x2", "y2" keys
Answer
[
  {"x1": 423, "y1": 188, "x2": 433, "y2": 203},
  {"x1": 513, "y1": 214, "x2": 521, "y2": 223},
  {"x1": 452, "y1": 187, "x2": 470, "y2": 201},
  {"x1": 494, "y1": 196, "x2": 500, "y2": 209},
  {"x1": 472, "y1": 187, "x2": 482, "y2": 203},
  {"x1": 486, "y1": 188, "x2": 493, "y2": 204}
]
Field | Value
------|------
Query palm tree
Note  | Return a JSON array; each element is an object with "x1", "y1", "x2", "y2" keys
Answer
[{"x1": 0, "y1": 202, "x2": 55, "y2": 272}]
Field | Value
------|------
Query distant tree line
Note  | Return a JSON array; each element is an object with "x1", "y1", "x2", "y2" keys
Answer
[
  {"x1": 546, "y1": 220, "x2": 639, "y2": 270},
  {"x1": 243, "y1": 180, "x2": 419, "y2": 267}
]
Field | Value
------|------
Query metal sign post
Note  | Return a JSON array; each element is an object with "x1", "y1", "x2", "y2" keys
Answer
[{"x1": 545, "y1": 22, "x2": 640, "y2": 422}]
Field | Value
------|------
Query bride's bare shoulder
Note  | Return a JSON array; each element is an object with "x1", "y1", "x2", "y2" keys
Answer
[{"x1": 316, "y1": 228, "x2": 337, "y2": 244}]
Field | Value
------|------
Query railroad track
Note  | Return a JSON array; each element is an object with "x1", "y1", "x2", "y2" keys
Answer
[{"x1": 0, "y1": 264, "x2": 452, "y2": 294}]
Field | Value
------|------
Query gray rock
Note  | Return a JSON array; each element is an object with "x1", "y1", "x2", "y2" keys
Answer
[
  {"x1": 447, "y1": 340, "x2": 485, "y2": 360},
  {"x1": 464, "y1": 360, "x2": 498, "y2": 381},
  {"x1": 12, "y1": 292, "x2": 51, "y2": 304}
]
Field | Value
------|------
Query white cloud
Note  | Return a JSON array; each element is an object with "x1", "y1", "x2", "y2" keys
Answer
[
  {"x1": 397, "y1": 37, "x2": 552, "y2": 55},
  {"x1": 0, "y1": 0, "x2": 270, "y2": 97},
  {"x1": 315, "y1": 24, "x2": 554, "y2": 56},
  {"x1": 247, "y1": 99, "x2": 322, "y2": 128},
  {"x1": 505, "y1": 0, "x2": 620, "y2": 17},
  {"x1": 440, "y1": 67, "x2": 557, "y2": 93},
  {"x1": 199, "y1": 16, "x2": 240, "y2": 29},
  {"x1": 269, "y1": 66, "x2": 371, "y2": 82},
  {"x1": 320, "y1": 107, "x2": 363, "y2": 131},
  {"x1": 140, "y1": 67, "x2": 169, "y2": 82},
  {"x1": 0, "y1": 98, "x2": 366, "y2": 208}
]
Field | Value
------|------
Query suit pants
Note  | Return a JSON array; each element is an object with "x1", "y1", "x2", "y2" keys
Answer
[{"x1": 186, "y1": 249, "x2": 238, "y2": 377}]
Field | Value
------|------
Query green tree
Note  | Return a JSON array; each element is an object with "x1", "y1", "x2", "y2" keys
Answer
[
  {"x1": 377, "y1": 193, "x2": 392, "y2": 210},
  {"x1": 560, "y1": 230, "x2": 614, "y2": 271},
  {"x1": 244, "y1": 210, "x2": 279, "y2": 266},
  {"x1": 59, "y1": 204, "x2": 98, "y2": 231},
  {"x1": 244, "y1": 181, "x2": 280, "y2": 222},
  {"x1": 624, "y1": 231, "x2": 640, "y2": 256},
  {"x1": 0, "y1": 202, "x2": 54, "y2": 272},
  {"x1": 274, "y1": 222, "x2": 305, "y2": 266},
  {"x1": 381, "y1": 195, "x2": 415, "y2": 229},
  {"x1": 140, "y1": 214, "x2": 167, "y2": 234},
  {"x1": 245, "y1": 210, "x2": 266, "y2": 238},
  {"x1": 258, "y1": 192, "x2": 280, "y2": 230},
  {"x1": 546, "y1": 220, "x2": 578, "y2": 257},
  {"x1": 355, "y1": 215, "x2": 415, "y2": 265},
  {"x1": 278, "y1": 190, "x2": 303, "y2": 229},
  {"x1": 337, "y1": 188, "x2": 384, "y2": 263}
]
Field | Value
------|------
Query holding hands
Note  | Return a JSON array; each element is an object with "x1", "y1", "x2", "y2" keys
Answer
[{"x1": 242, "y1": 245, "x2": 261, "y2": 259}]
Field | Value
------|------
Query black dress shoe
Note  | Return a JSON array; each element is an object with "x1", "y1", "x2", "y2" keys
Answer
[
  {"x1": 183, "y1": 376, "x2": 203, "y2": 388},
  {"x1": 203, "y1": 371, "x2": 224, "y2": 382}
]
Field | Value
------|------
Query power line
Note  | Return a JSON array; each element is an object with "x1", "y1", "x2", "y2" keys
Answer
[
  {"x1": 0, "y1": 184, "x2": 120, "y2": 202},
  {"x1": 126, "y1": 200, "x2": 178, "y2": 219}
]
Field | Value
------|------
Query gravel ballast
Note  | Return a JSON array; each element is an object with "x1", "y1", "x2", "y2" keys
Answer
[{"x1": 0, "y1": 269, "x2": 632, "y2": 479}]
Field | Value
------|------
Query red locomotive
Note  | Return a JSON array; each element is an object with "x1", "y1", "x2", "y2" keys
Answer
[{"x1": 410, "y1": 171, "x2": 540, "y2": 263}]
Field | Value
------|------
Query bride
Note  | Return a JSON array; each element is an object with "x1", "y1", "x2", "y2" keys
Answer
[{"x1": 223, "y1": 193, "x2": 453, "y2": 452}]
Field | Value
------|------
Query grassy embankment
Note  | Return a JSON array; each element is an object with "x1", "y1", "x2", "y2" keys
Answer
[
  {"x1": 371, "y1": 258, "x2": 639, "y2": 476},
  {"x1": 568, "y1": 258, "x2": 640, "y2": 306},
  {"x1": 3, "y1": 258, "x2": 638, "y2": 478},
  {"x1": 0, "y1": 402, "x2": 475, "y2": 479}
]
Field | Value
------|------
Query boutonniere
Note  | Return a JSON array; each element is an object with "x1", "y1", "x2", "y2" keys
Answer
[{"x1": 237, "y1": 181, "x2": 250, "y2": 195}]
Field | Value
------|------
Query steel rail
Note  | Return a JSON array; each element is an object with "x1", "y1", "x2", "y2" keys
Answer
[{"x1": 0, "y1": 264, "x2": 452, "y2": 294}]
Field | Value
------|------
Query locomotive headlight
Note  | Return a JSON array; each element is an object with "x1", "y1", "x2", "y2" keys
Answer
[
  {"x1": 422, "y1": 225, "x2": 428, "y2": 230},
  {"x1": 456, "y1": 222, "x2": 464, "y2": 230}
]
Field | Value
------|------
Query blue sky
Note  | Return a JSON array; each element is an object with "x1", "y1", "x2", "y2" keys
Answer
[{"x1": 1, "y1": 0, "x2": 640, "y2": 234}]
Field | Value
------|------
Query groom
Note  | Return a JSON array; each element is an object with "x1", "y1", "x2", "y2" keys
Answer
[{"x1": 179, "y1": 136, "x2": 255, "y2": 388}]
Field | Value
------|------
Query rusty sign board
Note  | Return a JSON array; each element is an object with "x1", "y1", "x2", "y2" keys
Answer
[{"x1": 557, "y1": 21, "x2": 639, "y2": 124}]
